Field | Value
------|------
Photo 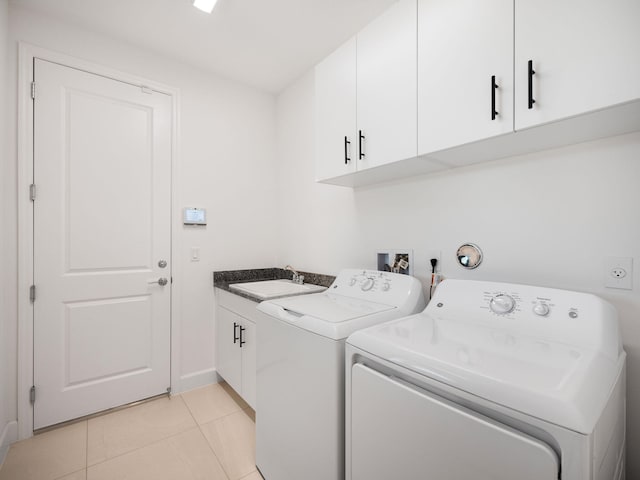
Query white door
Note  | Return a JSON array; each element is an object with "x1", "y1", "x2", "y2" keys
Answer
[
  {"x1": 418, "y1": 0, "x2": 513, "y2": 155},
  {"x1": 356, "y1": 0, "x2": 417, "y2": 169},
  {"x1": 515, "y1": 0, "x2": 640, "y2": 130},
  {"x1": 349, "y1": 364, "x2": 559, "y2": 480},
  {"x1": 33, "y1": 59, "x2": 172, "y2": 429},
  {"x1": 315, "y1": 36, "x2": 357, "y2": 181}
]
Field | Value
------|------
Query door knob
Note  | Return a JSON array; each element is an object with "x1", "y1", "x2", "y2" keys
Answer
[
  {"x1": 158, "y1": 260, "x2": 167, "y2": 268},
  {"x1": 148, "y1": 277, "x2": 168, "y2": 286}
]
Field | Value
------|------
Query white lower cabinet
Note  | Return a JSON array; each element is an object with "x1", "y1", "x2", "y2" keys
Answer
[{"x1": 216, "y1": 289, "x2": 258, "y2": 409}]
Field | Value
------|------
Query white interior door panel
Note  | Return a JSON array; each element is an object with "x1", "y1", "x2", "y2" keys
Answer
[{"x1": 33, "y1": 59, "x2": 172, "y2": 429}]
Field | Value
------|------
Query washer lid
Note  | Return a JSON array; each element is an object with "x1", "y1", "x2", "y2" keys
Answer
[
  {"x1": 257, "y1": 292, "x2": 399, "y2": 340},
  {"x1": 348, "y1": 311, "x2": 624, "y2": 434},
  {"x1": 269, "y1": 293, "x2": 395, "y2": 322}
]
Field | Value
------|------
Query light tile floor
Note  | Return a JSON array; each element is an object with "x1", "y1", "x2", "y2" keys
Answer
[{"x1": 0, "y1": 382, "x2": 263, "y2": 480}]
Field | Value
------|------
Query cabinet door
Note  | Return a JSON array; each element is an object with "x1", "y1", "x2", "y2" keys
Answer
[
  {"x1": 240, "y1": 319, "x2": 257, "y2": 410},
  {"x1": 515, "y1": 0, "x2": 640, "y2": 130},
  {"x1": 357, "y1": 0, "x2": 417, "y2": 169},
  {"x1": 418, "y1": 0, "x2": 513, "y2": 155},
  {"x1": 315, "y1": 37, "x2": 357, "y2": 181},
  {"x1": 217, "y1": 307, "x2": 242, "y2": 394}
]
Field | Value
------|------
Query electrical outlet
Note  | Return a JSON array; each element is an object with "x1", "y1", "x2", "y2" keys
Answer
[
  {"x1": 604, "y1": 256, "x2": 633, "y2": 290},
  {"x1": 427, "y1": 251, "x2": 442, "y2": 273},
  {"x1": 611, "y1": 268, "x2": 626, "y2": 279}
]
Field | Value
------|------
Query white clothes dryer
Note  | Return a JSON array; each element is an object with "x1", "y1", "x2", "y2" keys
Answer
[
  {"x1": 256, "y1": 269, "x2": 425, "y2": 480},
  {"x1": 346, "y1": 279, "x2": 626, "y2": 480}
]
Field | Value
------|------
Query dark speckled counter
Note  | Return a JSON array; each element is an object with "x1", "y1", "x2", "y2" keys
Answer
[{"x1": 213, "y1": 268, "x2": 336, "y2": 303}]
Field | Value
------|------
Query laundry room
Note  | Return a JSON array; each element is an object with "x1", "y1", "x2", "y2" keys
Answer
[{"x1": 0, "y1": 1, "x2": 639, "y2": 479}]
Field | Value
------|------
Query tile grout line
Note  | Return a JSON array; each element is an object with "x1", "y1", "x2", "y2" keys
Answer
[
  {"x1": 53, "y1": 467, "x2": 86, "y2": 480},
  {"x1": 180, "y1": 392, "x2": 233, "y2": 480},
  {"x1": 85, "y1": 396, "x2": 196, "y2": 471},
  {"x1": 85, "y1": 424, "x2": 199, "y2": 471},
  {"x1": 196, "y1": 421, "x2": 232, "y2": 480},
  {"x1": 179, "y1": 390, "x2": 259, "y2": 480},
  {"x1": 84, "y1": 390, "x2": 246, "y2": 479},
  {"x1": 48, "y1": 420, "x2": 89, "y2": 480}
]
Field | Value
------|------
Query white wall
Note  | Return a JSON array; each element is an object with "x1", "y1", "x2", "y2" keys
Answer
[
  {"x1": 0, "y1": 0, "x2": 18, "y2": 465},
  {"x1": 4, "y1": 4, "x2": 278, "y2": 432},
  {"x1": 276, "y1": 71, "x2": 640, "y2": 477}
]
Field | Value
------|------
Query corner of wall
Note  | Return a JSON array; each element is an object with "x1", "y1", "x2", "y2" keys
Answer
[
  {"x1": 176, "y1": 369, "x2": 221, "y2": 395},
  {"x1": 0, "y1": 420, "x2": 18, "y2": 466},
  {"x1": 0, "y1": 0, "x2": 17, "y2": 456}
]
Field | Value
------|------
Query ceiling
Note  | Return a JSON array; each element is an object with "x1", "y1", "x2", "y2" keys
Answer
[{"x1": 10, "y1": 0, "x2": 397, "y2": 93}]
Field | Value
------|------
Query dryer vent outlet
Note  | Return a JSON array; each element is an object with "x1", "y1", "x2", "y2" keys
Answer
[{"x1": 377, "y1": 250, "x2": 413, "y2": 276}]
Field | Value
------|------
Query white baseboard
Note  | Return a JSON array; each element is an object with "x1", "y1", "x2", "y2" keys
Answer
[
  {"x1": 174, "y1": 368, "x2": 220, "y2": 395},
  {"x1": 0, "y1": 421, "x2": 18, "y2": 467}
]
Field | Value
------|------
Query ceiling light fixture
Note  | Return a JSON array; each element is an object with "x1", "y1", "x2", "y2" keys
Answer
[{"x1": 193, "y1": 0, "x2": 218, "y2": 13}]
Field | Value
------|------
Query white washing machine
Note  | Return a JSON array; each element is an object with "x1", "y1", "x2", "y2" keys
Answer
[
  {"x1": 346, "y1": 279, "x2": 626, "y2": 480},
  {"x1": 255, "y1": 269, "x2": 426, "y2": 480}
]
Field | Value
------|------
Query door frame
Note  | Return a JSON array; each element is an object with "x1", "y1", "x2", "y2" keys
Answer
[{"x1": 17, "y1": 43, "x2": 182, "y2": 439}]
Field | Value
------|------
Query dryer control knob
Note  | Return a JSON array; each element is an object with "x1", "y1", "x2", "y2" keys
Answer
[
  {"x1": 532, "y1": 302, "x2": 550, "y2": 316},
  {"x1": 490, "y1": 294, "x2": 516, "y2": 314},
  {"x1": 361, "y1": 277, "x2": 375, "y2": 291},
  {"x1": 382, "y1": 282, "x2": 390, "y2": 291},
  {"x1": 349, "y1": 277, "x2": 357, "y2": 286}
]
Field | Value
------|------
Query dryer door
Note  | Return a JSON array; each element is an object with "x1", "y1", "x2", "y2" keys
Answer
[{"x1": 349, "y1": 364, "x2": 559, "y2": 480}]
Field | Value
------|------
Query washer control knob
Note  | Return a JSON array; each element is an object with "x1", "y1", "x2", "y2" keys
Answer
[
  {"x1": 490, "y1": 294, "x2": 516, "y2": 314},
  {"x1": 382, "y1": 282, "x2": 390, "y2": 291},
  {"x1": 349, "y1": 277, "x2": 357, "y2": 286},
  {"x1": 361, "y1": 277, "x2": 375, "y2": 291},
  {"x1": 532, "y1": 302, "x2": 550, "y2": 316}
]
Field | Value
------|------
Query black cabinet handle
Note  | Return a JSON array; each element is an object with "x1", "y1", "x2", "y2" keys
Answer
[
  {"x1": 233, "y1": 322, "x2": 240, "y2": 344},
  {"x1": 358, "y1": 130, "x2": 365, "y2": 159},
  {"x1": 344, "y1": 136, "x2": 351, "y2": 164},
  {"x1": 491, "y1": 75, "x2": 499, "y2": 120},
  {"x1": 528, "y1": 60, "x2": 536, "y2": 109},
  {"x1": 239, "y1": 325, "x2": 246, "y2": 347}
]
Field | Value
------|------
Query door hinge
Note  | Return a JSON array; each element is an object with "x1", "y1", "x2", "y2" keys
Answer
[
  {"x1": 29, "y1": 285, "x2": 36, "y2": 303},
  {"x1": 30, "y1": 386, "x2": 36, "y2": 404},
  {"x1": 30, "y1": 184, "x2": 36, "y2": 201},
  {"x1": 30, "y1": 81, "x2": 36, "y2": 100}
]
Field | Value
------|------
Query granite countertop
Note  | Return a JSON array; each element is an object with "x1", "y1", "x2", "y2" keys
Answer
[{"x1": 213, "y1": 268, "x2": 336, "y2": 303}]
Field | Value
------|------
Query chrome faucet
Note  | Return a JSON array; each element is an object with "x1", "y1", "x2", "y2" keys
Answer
[{"x1": 285, "y1": 265, "x2": 304, "y2": 285}]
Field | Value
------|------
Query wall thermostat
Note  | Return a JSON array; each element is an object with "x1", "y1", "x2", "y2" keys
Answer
[{"x1": 183, "y1": 208, "x2": 206, "y2": 225}]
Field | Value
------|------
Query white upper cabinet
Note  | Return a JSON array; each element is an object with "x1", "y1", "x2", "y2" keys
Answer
[
  {"x1": 315, "y1": 0, "x2": 640, "y2": 187},
  {"x1": 514, "y1": 0, "x2": 640, "y2": 130},
  {"x1": 357, "y1": 0, "x2": 417, "y2": 169},
  {"x1": 315, "y1": 0, "x2": 417, "y2": 182},
  {"x1": 315, "y1": 37, "x2": 357, "y2": 181},
  {"x1": 418, "y1": 0, "x2": 514, "y2": 155}
]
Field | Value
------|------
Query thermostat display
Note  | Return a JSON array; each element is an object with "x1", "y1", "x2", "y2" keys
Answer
[{"x1": 183, "y1": 208, "x2": 206, "y2": 225}]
